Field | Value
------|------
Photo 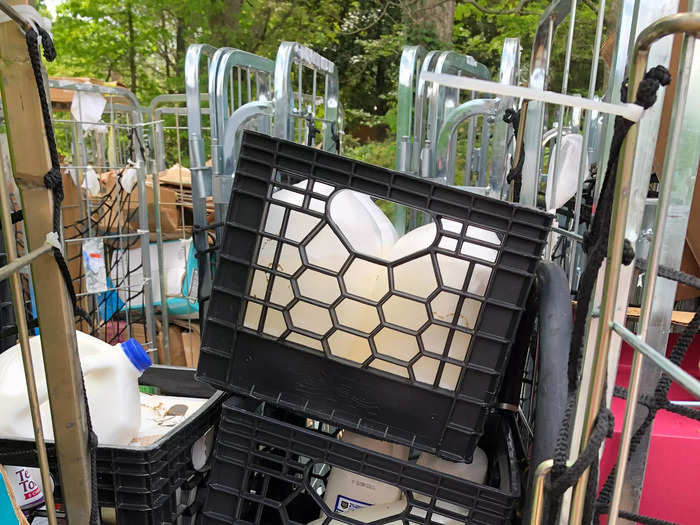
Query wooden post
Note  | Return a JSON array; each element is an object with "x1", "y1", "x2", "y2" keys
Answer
[{"x1": 0, "y1": 2, "x2": 93, "y2": 523}]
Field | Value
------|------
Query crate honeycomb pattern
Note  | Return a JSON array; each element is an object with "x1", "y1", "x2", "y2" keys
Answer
[
  {"x1": 242, "y1": 176, "x2": 504, "y2": 391},
  {"x1": 198, "y1": 131, "x2": 551, "y2": 461}
]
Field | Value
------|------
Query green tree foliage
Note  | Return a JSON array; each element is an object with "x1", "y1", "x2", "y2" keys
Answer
[{"x1": 46, "y1": 0, "x2": 608, "y2": 137}]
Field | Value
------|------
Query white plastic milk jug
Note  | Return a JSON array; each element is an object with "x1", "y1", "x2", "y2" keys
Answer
[
  {"x1": 246, "y1": 180, "x2": 398, "y2": 339},
  {"x1": 340, "y1": 220, "x2": 501, "y2": 389},
  {"x1": 322, "y1": 431, "x2": 409, "y2": 515},
  {"x1": 0, "y1": 331, "x2": 151, "y2": 445},
  {"x1": 311, "y1": 447, "x2": 489, "y2": 525},
  {"x1": 4, "y1": 465, "x2": 54, "y2": 510},
  {"x1": 412, "y1": 448, "x2": 488, "y2": 523},
  {"x1": 309, "y1": 499, "x2": 408, "y2": 525}
]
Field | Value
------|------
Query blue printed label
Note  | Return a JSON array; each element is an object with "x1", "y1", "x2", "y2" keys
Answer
[{"x1": 334, "y1": 494, "x2": 370, "y2": 513}]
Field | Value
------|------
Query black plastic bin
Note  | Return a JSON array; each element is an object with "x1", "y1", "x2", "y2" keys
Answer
[
  {"x1": 197, "y1": 131, "x2": 551, "y2": 461},
  {"x1": 201, "y1": 398, "x2": 520, "y2": 525},
  {"x1": 0, "y1": 366, "x2": 223, "y2": 524}
]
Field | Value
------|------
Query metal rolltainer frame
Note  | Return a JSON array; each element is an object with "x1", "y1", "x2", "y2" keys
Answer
[
  {"x1": 434, "y1": 98, "x2": 500, "y2": 189},
  {"x1": 49, "y1": 79, "x2": 156, "y2": 350},
  {"x1": 489, "y1": 37, "x2": 521, "y2": 200},
  {"x1": 393, "y1": 45, "x2": 426, "y2": 234},
  {"x1": 211, "y1": 48, "x2": 274, "y2": 224},
  {"x1": 562, "y1": 0, "x2": 683, "y2": 519},
  {"x1": 529, "y1": 10, "x2": 700, "y2": 525},
  {"x1": 214, "y1": 49, "x2": 274, "y2": 196},
  {"x1": 519, "y1": 0, "x2": 573, "y2": 208},
  {"x1": 185, "y1": 43, "x2": 217, "y2": 325},
  {"x1": 424, "y1": 51, "x2": 491, "y2": 185},
  {"x1": 273, "y1": 42, "x2": 340, "y2": 152},
  {"x1": 148, "y1": 92, "x2": 211, "y2": 362}
]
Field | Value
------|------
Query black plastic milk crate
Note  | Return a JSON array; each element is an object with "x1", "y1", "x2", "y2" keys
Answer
[
  {"x1": 0, "y1": 366, "x2": 223, "y2": 524},
  {"x1": 198, "y1": 131, "x2": 552, "y2": 461},
  {"x1": 201, "y1": 398, "x2": 520, "y2": 525}
]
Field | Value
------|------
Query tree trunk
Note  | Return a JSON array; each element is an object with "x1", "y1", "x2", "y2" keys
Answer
[
  {"x1": 126, "y1": 0, "x2": 137, "y2": 93},
  {"x1": 405, "y1": 0, "x2": 456, "y2": 45},
  {"x1": 175, "y1": 16, "x2": 185, "y2": 78},
  {"x1": 162, "y1": 15, "x2": 171, "y2": 79},
  {"x1": 209, "y1": 0, "x2": 244, "y2": 47}
]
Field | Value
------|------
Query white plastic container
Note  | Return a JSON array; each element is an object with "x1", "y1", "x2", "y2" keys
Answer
[
  {"x1": 4, "y1": 465, "x2": 53, "y2": 510},
  {"x1": 246, "y1": 180, "x2": 398, "y2": 339},
  {"x1": 322, "y1": 431, "x2": 409, "y2": 514},
  {"x1": 312, "y1": 447, "x2": 488, "y2": 525},
  {"x1": 545, "y1": 133, "x2": 583, "y2": 213},
  {"x1": 357, "y1": 220, "x2": 501, "y2": 388},
  {"x1": 309, "y1": 499, "x2": 407, "y2": 525},
  {"x1": 117, "y1": 238, "x2": 198, "y2": 317},
  {"x1": 0, "y1": 331, "x2": 151, "y2": 445},
  {"x1": 412, "y1": 447, "x2": 488, "y2": 523},
  {"x1": 261, "y1": 181, "x2": 397, "y2": 266}
]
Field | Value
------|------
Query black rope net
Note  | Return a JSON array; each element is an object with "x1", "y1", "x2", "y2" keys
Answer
[
  {"x1": 54, "y1": 116, "x2": 153, "y2": 347},
  {"x1": 62, "y1": 166, "x2": 151, "y2": 345}
]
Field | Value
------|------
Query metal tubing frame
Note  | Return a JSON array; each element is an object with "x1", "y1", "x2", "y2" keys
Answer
[
  {"x1": 434, "y1": 98, "x2": 500, "y2": 186},
  {"x1": 612, "y1": 323, "x2": 700, "y2": 400},
  {"x1": 411, "y1": 50, "x2": 442, "y2": 178},
  {"x1": 394, "y1": 45, "x2": 426, "y2": 172},
  {"x1": 520, "y1": 0, "x2": 573, "y2": 207},
  {"x1": 273, "y1": 42, "x2": 339, "y2": 151},
  {"x1": 0, "y1": 0, "x2": 32, "y2": 32},
  {"x1": 213, "y1": 49, "x2": 274, "y2": 217},
  {"x1": 221, "y1": 100, "x2": 274, "y2": 177},
  {"x1": 149, "y1": 92, "x2": 207, "y2": 362},
  {"x1": 488, "y1": 38, "x2": 520, "y2": 198},
  {"x1": 562, "y1": 2, "x2": 680, "y2": 520},
  {"x1": 207, "y1": 46, "x2": 233, "y2": 223},
  {"x1": 0, "y1": 232, "x2": 58, "y2": 282},
  {"x1": 605, "y1": 21, "x2": 700, "y2": 524},
  {"x1": 48, "y1": 79, "x2": 158, "y2": 350},
  {"x1": 547, "y1": 0, "x2": 578, "y2": 221},
  {"x1": 419, "y1": 73, "x2": 644, "y2": 122},
  {"x1": 567, "y1": 13, "x2": 700, "y2": 524},
  {"x1": 594, "y1": 0, "x2": 642, "y2": 206},
  {"x1": 425, "y1": 51, "x2": 491, "y2": 183},
  {"x1": 185, "y1": 43, "x2": 216, "y2": 323},
  {"x1": 393, "y1": 45, "x2": 426, "y2": 234},
  {"x1": 569, "y1": 0, "x2": 606, "y2": 286}
]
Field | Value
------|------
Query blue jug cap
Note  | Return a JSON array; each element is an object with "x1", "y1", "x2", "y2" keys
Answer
[{"x1": 121, "y1": 338, "x2": 152, "y2": 373}]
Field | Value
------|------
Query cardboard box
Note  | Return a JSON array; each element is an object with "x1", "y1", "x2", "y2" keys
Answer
[
  {"x1": 96, "y1": 170, "x2": 182, "y2": 236},
  {"x1": 156, "y1": 320, "x2": 200, "y2": 368}
]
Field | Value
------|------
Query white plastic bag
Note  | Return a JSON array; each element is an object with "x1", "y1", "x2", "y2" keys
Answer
[
  {"x1": 70, "y1": 84, "x2": 107, "y2": 134},
  {"x1": 546, "y1": 133, "x2": 583, "y2": 212},
  {"x1": 82, "y1": 165, "x2": 101, "y2": 196}
]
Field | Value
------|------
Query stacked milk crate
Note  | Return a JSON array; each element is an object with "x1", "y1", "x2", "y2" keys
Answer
[{"x1": 195, "y1": 131, "x2": 551, "y2": 525}]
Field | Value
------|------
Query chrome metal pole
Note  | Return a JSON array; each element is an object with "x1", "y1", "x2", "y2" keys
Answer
[
  {"x1": 568, "y1": 32, "x2": 649, "y2": 525},
  {"x1": 612, "y1": 322, "x2": 700, "y2": 400},
  {"x1": 529, "y1": 460, "x2": 554, "y2": 525},
  {"x1": 0, "y1": 233, "x2": 58, "y2": 282},
  {"x1": 151, "y1": 116, "x2": 169, "y2": 364},
  {"x1": 607, "y1": 29, "x2": 700, "y2": 525},
  {"x1": 549, "y1": 0, "x2": 577, "y2": 216},
  {"x1": 568, "y1": 13, "x2": 700, "y2": 523},
  {"x1": 569, "y1": 0, "x2": 605, "y2": 286},
  {"x1": 0, "y1": 0, "x2": 32, "y2": 32}
]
